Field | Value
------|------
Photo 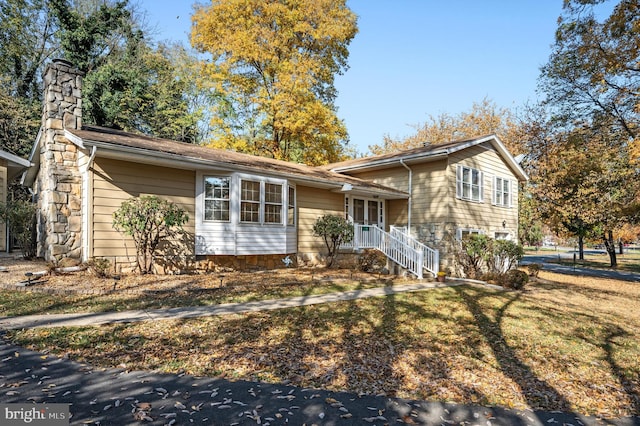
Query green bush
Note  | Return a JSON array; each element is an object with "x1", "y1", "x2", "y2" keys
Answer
[
  {"x1": 358, "y1": 249, "x2": 387, "y2": 272},
  {"x1": 312, "y1": 215, "x2": 354, "y2": 267},
  {"x1": 0, "y1": 200, "x2": 36, "y2": 259},
  {"x1": 491, "y1": 239, "x2": 524, "y2": 273},
  {"x1": 457, "y1": 234, "x2": 492, "y2": 279},
  {"x1": 498, "y1": 269, "x2": 529, "y2": 290},
  {"x1": 113, "y1": 196, "x2": 188, "y2": 274}
]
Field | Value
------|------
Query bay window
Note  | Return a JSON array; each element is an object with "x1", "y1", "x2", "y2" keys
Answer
[
  {"x1": 264, "y1": 183, "x2": 283, "y2": 224},
  {"x1": 240, "y1": 180, "x2": 261, "y2": 222}
]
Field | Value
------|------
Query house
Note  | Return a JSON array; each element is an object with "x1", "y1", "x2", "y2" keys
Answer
[
  {"x1": 0, "y1": 150, "x2": 32, "y2": 252},
  {"x1": 23, "y1": 60, "x2": 527, "y2": 278},
  {"x1": 324, "y1": 136, "x2": 529, "y2": 272}
]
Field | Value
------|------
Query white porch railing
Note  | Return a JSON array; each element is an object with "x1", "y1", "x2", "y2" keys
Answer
[
  {"x1": 389, "y1": 226, "x2": 439, "y2": 276},
  {"x1": 343, "y1": 224, "x2": 439, "y2": 279}
]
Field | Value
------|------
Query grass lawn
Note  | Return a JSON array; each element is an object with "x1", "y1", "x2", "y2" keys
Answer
[
  {"x1": 5, "y1": 270, "x2": 640, "y2": 418},
  {"x1": 0, "y1": 278, "x2": 386, "y2": 317}
]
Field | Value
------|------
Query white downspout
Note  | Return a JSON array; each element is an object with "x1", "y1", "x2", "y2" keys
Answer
[
  {"x1": 400, "y1": 159, "x2": 412, "y2": 236},
  {"x1": 81, "y1": 146, "x2": 97, "y2": 262}
]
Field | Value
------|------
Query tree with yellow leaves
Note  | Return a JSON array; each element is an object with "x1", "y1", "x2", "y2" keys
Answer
[
  {"x1": 368, "y1": 99, "x2": 525, "y2": 156},
  {"x1": 191, "y1": 0, "x2": 357, "y2": 165}
]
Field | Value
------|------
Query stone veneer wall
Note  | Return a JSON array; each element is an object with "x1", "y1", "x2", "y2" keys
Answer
[{"x1": 36, "y1": 60, "x2": 85, "y2": 261}]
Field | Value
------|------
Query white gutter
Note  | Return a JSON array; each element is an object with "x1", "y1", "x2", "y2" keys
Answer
[{"x1": 400, "y1": 159, "x2": 412, "y2": 235}]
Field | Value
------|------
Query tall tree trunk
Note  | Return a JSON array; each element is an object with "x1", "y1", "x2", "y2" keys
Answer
[
  {"x1": 578, "y1": 235, "x2": 584, "y2": 260},
  {"x1": 603, "y1": 230, "x2": 617, "y2": 267},
  {"x1": 618, "y1": 239, "x2": 624, "y2": 255}
]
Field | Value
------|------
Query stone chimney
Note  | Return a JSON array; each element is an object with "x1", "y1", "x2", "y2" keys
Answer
[{"x1": 36, "y1": 59, "x2": 85, "y2": 261}]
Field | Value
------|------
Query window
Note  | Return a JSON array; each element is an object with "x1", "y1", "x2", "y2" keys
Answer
[
  {"x1": 264, "y1": 183, "x2": 283, "y2": 224},
  {"x1": 287, "y1": 186, "x2": 295, "y2": 226},
  {"x1": 204, "y1": 177, "x2": 230, "y2": 221},
  {"x1": 456, "y1": 165, "x2": 483, "y2": 202},
  {"x1": 240, "y1": 180, "x2": 260, "y2": 222},
  {"x1": 494, "y1": 177, "x2": 511, "y2": 207},
  {"x1": 457, "y1": 228, "x2": 482, "y2": 240}
]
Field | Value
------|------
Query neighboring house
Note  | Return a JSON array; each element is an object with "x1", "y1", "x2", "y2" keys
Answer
[
  {"x1": 23, "y1": 60, "x2": 527, "y2": 278},
  {"x1": 0, "y1": 150, "x2": 32, "y2": 252}
]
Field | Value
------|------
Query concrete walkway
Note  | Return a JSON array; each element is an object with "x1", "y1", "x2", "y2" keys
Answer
[{"x1": 0, "y1": 281, "x2": 467, "y2": 330}]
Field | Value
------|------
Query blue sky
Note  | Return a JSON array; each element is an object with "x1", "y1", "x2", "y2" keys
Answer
[{"x1": 139, "y1": 1, "x2": 563, "y2": 154}]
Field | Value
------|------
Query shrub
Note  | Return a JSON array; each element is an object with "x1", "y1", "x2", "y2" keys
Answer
[
  {"x1": 358, "y1": 249, "x2": 387, "y2": 272},
  {"x1": 526, "y1": 263, "x2": 542, "y2": 278},
  {"x1": 113, "y1": 196, "x2": 189, "y2": 274},
  {"x1": 87, "y1": 257, "x2": 111, "y2": 278},
  {"x1": 0, "y1": 200, "x2": 36, "y2": 259},
  {"x1": 456, "y1": 234, "x2": 492, "y2": 279},
  {"x1": 312, "y1": 215, "x2": 354, "y2": 267},
  {"x1": 491, "y1": 239, "x2": 524, "y2": 273},
  {"x1": 498, "y1": 269, "x2": 529, "y2": 290}
]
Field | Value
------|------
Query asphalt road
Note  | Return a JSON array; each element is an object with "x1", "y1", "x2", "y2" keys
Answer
[{"x1": 522, "y1": 252, "x2": 640, "y2": 282}]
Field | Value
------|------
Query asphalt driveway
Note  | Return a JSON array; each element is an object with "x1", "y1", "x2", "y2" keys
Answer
[{"x1": 1, "y1": 337, "x2": 637, "y2": 425}]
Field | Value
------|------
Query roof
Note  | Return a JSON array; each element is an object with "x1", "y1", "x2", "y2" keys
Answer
[
  {"x1": 63, "y1": 126, "x2": 408, "y2": 199},
  {"x1": 0, "y1": 149, "x2": 32, "y2": 180},
  {"x1": 324, "y1": 134, "x2": 529, "y2": 181}
]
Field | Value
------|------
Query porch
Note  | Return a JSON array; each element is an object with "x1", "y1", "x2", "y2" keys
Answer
[{"x1": 342, "y1": 224, "x2": 439, "y2": 279}]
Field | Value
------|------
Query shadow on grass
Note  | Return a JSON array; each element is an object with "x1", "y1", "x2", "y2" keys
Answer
[
  {"x1": 454, "y1": 286, "x2": 572, "y2": 411},
  {"x1": 599, "y1": 325, "x2": 640, "y2": 415}
]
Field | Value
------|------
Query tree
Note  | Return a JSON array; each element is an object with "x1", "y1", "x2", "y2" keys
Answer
[
  {"x1": 529, "y1": 125, "x2": 639, "y2": 266},
  {"x1": 191, "y1": 0, "x2": 357, "y2": 165},
  {"x1": 540, "y1": 0, "x2": 640, "y2": 141},
  {"x1": 0, "y1": 199, "x2": 37, "y2": 259},
  {"x1": 83, "y1": 41, "x2": 201, "y2": 142},
  {"x1": 312, "y1": 214, "x2": 353, "y2": 267},
  {"x1": 536, "y1": 0, "x2": 640, "y2": 266},
  {"x1": 112, "y1": 196, "x2": 189, "y2": 274},
  {"x1": 369, "y1": 99, "x2": 526, "y2": 156},
  {"x1": 0, "y1": 0, "x2": 58, "y2": 99},
  {"x1": 518, "y1": 190, "x2": 544, "y2": 247},
  {"x1": 0, "y1": 77, "x2": 40, "y2": 157},
  {"x1": 49, "y1": 0, "x2": 133, "y2": 73}
]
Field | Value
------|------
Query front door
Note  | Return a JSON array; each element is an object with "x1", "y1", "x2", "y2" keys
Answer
[{"x1": 351, "y1": 198, "x2": 383, "y2": 227}]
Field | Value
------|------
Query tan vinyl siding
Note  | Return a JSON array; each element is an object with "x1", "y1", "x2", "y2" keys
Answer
[
  {"x1": 297, "y1": 185, "x2": 344, "y2": 254},
  {"x1": 348, "y1": 160, "x2": 449, "y2": 228},
  {"x1": 0, "y1": 163, "x2": 6, "y2": 251},
  {"x1": 91, "y1": 157, "x2": 195, "y2": 262},
  {"x1": 449, "y1": 143, "x2": 519, "y2": 236}
]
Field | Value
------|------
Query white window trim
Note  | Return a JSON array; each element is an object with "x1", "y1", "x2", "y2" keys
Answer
[
  {"x1": 456, "y1": 227, "x2": 484, "y2": 240},
  {"x1": 203, "y1": 176, "x2": 231, "y2": 222},
  {"x1": 198, "y1": 172, "x2": 293, "y2": 228},
  {"x1": 456, "y1": 165, "x2": 484, "y2": 203},
  {"x1": 494, "y1": 231, "x2": 512, "y2": 240},
  {"x1": 287, "y1": 185, "x2": 296, "y2": 227},
  {"x1": 344, "y1": 195, "x2": 385, "y2": 227},
  {"x1": 493, "y1": 176, "x2": 512, "y2": 208}
]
